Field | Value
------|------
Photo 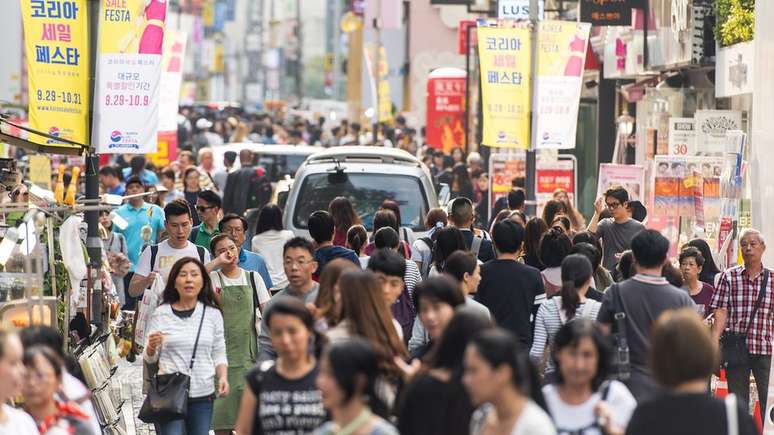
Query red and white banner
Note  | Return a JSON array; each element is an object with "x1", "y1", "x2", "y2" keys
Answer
[{"x1": 426, "y1": 68, "x2": 466, "y2": 153}]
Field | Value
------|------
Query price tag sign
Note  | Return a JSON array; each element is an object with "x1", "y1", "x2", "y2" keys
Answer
[{"x1": 668, "y1": 117, "x2": 695, "y2": 156}]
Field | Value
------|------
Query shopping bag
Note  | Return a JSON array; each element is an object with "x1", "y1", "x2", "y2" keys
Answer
[{"x1": 133, "y1": 275, "x2": 165, "y2": 353}]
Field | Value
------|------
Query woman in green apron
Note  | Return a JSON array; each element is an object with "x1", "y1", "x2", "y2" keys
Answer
[{"x1": 208, "y1": 234, "x2": 271, "y2": 434}]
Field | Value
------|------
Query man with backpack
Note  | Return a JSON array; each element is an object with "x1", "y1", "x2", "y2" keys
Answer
[{"x1": 448, "y1": 197, "x2": 496, "y2": 263}]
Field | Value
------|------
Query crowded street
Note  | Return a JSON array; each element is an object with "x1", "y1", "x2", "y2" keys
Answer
[{"x1": 0, "y1": 0, "x2": 771, "y2": 434}]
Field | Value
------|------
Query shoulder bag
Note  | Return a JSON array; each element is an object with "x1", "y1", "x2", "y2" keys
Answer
[
  {"x1": 609, "y1": 284, "x2": 631, "y2": 381},
  {"x1": 720, "y1": 270, "x2": 769, "y2": 368},
  {"x1": 138, "y1": 305, "x2": 207, "y2": 423}
]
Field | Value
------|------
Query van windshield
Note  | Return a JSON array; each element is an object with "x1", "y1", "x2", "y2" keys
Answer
[{"x1": 292, "y1": 173, "x2": 428, "y2": 231}]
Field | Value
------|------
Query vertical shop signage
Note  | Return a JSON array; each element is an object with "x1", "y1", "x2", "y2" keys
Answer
[
  {"x1": 93, "y1": 0, "x2": 167, "y2": 154},
  {"x1": 580, "y1": 0, "x2": 638, "y2": 26},
  {"x1": 149, "y1": 30, "x2": 187, "y2": 167},
  {"x1": 535, "y1": 158, "x2": 575, "y2": 214},
  {"x1": 667, "y1": 117, "x2": 695, "y2": 156},
  {"x1": 20, "y1": 0, "x2": 89, "y2": 149},
  {"x1": 426, "y1": 69, "x2": 466, "y2": 153},
  {"x1": 458, "y1": 20, "x2": 477, "y2": 55},
  {"x1": 533, "y1": 21, "x2": 590, "y2": 149},
  {"x1": 477, "y1": 23, "x2": 532, "y2": 149}
]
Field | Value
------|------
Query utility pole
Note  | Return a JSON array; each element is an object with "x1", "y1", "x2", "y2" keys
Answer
[
  {"x1": 372, "y1": 0, "x2": 381, "y2": 145},
  {"x1": 295, "y1": 0, "x2": 303, "y2": 104},
  {"x1": 525, "y1": 0, "x2": 539, "y2": 217},
  {"x1": 85, "y1": 0, "x2": 102, "y2": 326}
]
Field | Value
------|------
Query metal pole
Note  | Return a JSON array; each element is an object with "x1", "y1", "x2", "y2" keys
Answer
[
  {"x1": 86, "y1": 0, "x2": 102, "y2": 327},
  {"x1": 525, "y1": 0, "x2": 538, "y2": 217},
  {"x1": 331, "y1": 0, "x2": 342, "y2": 99},
  {"x1": 372, "y1": 0, "x2": 381, "y2": 145},
  {"x1": 296, "y1": 0, "x2": 303, "y2": 104}
]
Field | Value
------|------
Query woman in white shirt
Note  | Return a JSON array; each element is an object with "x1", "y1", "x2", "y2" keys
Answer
[
  {"x1": 208, "y1": 235, "x2": 271, "y2": 435},
  {"x1": 464, "y1": 329, "x2": 556, "y2": 435},
  {"x1": 251, "y1": 204, "x2": 294, "y2": 292},
  {"x1": 541, "y1": 319, "x2": 636, "y2": 435},
  {"x1": 530, "y1": 254, "x2": 602, "y2": 382},
  {"x1": 0, "y1": 330, "x2": 37, "y2": 434},
  {"x1": 144, "y1": 257, "x2": 229, "y2": 435}
]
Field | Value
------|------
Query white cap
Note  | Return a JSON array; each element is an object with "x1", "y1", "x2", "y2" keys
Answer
[{"x1": 196, "y1": 118, "x2": 213, "y2": 129}]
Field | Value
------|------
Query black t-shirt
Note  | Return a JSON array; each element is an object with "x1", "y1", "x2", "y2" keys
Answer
[
  {"x1": 397, "y1": 373, "x2": 473, "y2": 435},
  {"x1": 475, "y1": 260, "x2": 544, "y2": 347},
  {"x1": 626, "y1": 393, "x2": 757, "y2": 435},
  {"x1": 171, "y1": 307, "x2": 195, "y2": 318},
  {"x1": 245, "y1": 363, "x2": 325, "y2": 435}
]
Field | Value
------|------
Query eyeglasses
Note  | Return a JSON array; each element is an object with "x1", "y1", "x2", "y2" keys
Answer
[
  {"x1": 284, "y1": 258, "x2": 312, "y2": 268},
  {"x1": 222, "y1": 226, "x2": 245, "y2": 234},
  {"x1": 605, "y1": 201, "x2": 622, "y2": 209},
  {"x1": 195, "y1": 205, "x2": 216, "y2": 212}
]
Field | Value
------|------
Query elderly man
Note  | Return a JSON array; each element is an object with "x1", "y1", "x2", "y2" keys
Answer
[{"x1": 711, "y1": 228, "x2": 772, "y2": 413}]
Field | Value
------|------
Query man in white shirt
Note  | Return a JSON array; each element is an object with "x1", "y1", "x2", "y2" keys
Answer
[{"x1": 128, "y1": 199, "x2": 213, "y2": 297}]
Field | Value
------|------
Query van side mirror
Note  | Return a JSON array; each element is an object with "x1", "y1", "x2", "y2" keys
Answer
[
  {"x1": 278, "y1": 190, "x2": 289, "y2": 210},
  {"x1": 438, "y1": 183, "x2": 450, "y2": 207}
]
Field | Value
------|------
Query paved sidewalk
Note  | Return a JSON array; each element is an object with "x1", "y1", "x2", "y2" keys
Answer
[{"x1": 115, "y1": 357, "x2": 155, "y2": 435}]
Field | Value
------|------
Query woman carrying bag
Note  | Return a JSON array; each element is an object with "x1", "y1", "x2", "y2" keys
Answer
[{"x1": 141, "y1": 257, "x2": 229, "y2": 435}]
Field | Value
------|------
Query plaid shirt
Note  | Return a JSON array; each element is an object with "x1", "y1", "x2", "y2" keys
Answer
[{"x1": 709, "y1": 264, "x2": 774, "y2": 355}]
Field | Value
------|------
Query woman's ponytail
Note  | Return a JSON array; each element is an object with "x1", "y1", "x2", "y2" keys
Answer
[
  {"x1": 560, "y1": 279, "x2": 581, "y2": 319},
  {"x1": 560, "y1": 254, "x2": 594, "y2": 320}
]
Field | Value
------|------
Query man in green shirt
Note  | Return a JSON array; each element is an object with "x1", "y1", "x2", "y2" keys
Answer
[{"x1": 190, "y1": 190, "x2": 221, "y2": 249}]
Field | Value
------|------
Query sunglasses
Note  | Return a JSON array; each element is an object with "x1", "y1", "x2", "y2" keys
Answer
[{"x1": 195, "y1": 205, "x2": 216, "y2": 212}]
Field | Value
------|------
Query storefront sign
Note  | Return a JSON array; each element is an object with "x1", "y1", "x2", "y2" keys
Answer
[
  {"x1": 536, "y1": 157, "x2": 575, "y2": 214},
  {"x1": 458, "y1": 20, "x2": 477, "y2": 55},
  {"x1": 497, "y1": 0, "x2": 544, "y2": 20},
  {"x1": 667, "y1": 117, "x2": 695, "y2": 156},
  {"x1": 489, "y1": 152, "x2": 527, "y2": 212},
  {"x1": 596, "y1": 163, "x2": 645, "y2": 201},
  {"x1": 426, "y1": 69, "x2": 466, "y2": 153},
  {"x1": 694, "y1": 110, "x2": 742, "y2": 156},
  {"x1": 93, "y1": 0, "x2": 166, "y2": 154},
  {"x1": 580, "y1": 0, "x2": 638, "y2": 26},
  {"x1": 20, "y1": 0, "x2": 89, "y2": 150},
  {"x1": 477, "y1": 23, "x2": 532, "y2": 149},
  {"x1": 716, "y1": 40, "x2": 754, "y2": 98},
  {"x1": 533, "y1": 21, "x2": 590, "y2": 150}
]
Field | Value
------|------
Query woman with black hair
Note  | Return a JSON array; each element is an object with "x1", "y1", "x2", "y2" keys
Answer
[
  {"x1": 572, "y1": 232, "x2": 614, "y2": 291},
  {"x1": 684, "y1": 238, "x2": 722, "y2": 286},
  {"x1": 464, "y1": 329, "x2": 556, "y2": 435},
  {"x1": 530, "y1": 255, "x2": 602, "y2": 382},
  {"x1": 143, "y1": 257, "x2": 228, "y2": 435},
  {"x1": 398, "y1": 307, "x2": 493, "y2": 435},
  {"x1": 539, "y1": 227, "x2": 573, "y2": 296},
  {"x1": 251, "y1": 204, "x2": 294, "y2": 292},
  {"x1": 235, "y1": 296, "x2": 326, "y2": 435},
  {"x1": 542, "y1": 319, "x2": 635, "y2": 435},
  {"x1": 314, "y1": 338, "x2": 399, "y2": 435},
  {"x1": 429, "y1": 226, "x2": 468, "y2": 277},
  {"x1": 329, "y1": 196, "x2": 362, "y2": 247},
  {"x1": 522, "y1": 217, "x2": 548, "y2": 270}
]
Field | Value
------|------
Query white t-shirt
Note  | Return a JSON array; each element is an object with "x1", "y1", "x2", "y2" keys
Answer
[
  {"x1": 471, "y1": 401, "x2": 556, "y2": 435},
  {"x1": 135, "y1": 240, "x2": 212, "y2": 283},
  {"x1": 210, "y1": 269, "x2": 271, "y2": 307},
  {"x1": 542, "y1": 381, "x2": 637, "y2": 435},
  {"x1": 0, "y1": 404, "x2": 37, "y2": 434}
]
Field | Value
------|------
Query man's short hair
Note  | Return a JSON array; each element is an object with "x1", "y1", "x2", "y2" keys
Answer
[
  {"x1": 124, "y1": 175, "x2": 144, "y2": 190},
  {"x1": 218, "y1": 213, "x2": 248, "y2": 232},
  {"x1": 160, "y1": 168, "x2": 176, "y2": 181},
  {"x1": 450, "y1": 197, "x2": 474, "y2": 227},
  {"x1": 367, "y1": 248, "x2": 406, "y2": 279},
  {"x1": 630, "y1": 229, "x2": 668, "y2": 268},
  {"x1": 283, "y1": 236, "x2": 316, "y2": 257},
  {"x1": 308, "y1": 210, "x2": 335, "y2": 244},
  {"x1": 164, "y1": 198, "x2": 192, "y2": 219},
  {"x1": 508, "y1": 188, "x2": 526, "y2": 210},
  {"x1": 224, "y1": 151, "x2": 237, "y2": 165},
  {"x1": 492, "y1": 220, "x2": 524, "y2": 254},
  {"x1": 604, "y1": 186, "x2": 629, "y2": 204},
  {"x1": 99, "y1": 166, "x2": 120, "y2": 179},
  {"x1": 197, "y1": 190, "x2": 222, "y2": 209},
  {"x1": 373, "y1": 227, "x2": 400, "y2": 250}
]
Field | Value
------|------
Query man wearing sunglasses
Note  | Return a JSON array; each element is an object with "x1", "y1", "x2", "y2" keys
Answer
[
  {"x1": 190, "y1": 190, "x2": 222, "y2": 249},
  {"x1": 588, "y1": 186, "x2": 645, "y2": 271}
]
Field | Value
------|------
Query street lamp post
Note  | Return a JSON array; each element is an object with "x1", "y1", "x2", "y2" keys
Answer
[{"x1": 525, "y1": 0, "x2": 539, "y2": 217}]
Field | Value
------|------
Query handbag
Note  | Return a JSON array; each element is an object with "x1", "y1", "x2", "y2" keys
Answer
[
  {"x1": 138, "y1": 305, "x2": 207, "y2": 423},
  {"x1": 721, "y1": 270, "x2": 769, "y2": 368},
  {"x1": 608, "y1": 284, "x2": 631, "y2": 381}
]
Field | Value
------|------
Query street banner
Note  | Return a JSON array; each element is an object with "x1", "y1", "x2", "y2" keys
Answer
[
  {"x1": 596, "y1": 163, "x2": 645, "y2": 201},
  {"x1": 20, "y1": 0, "x2": 89, "y2": 150},
  {"x1": 1, "y1": 1, "x2": 23, "y2": 106},
  {"x1": 533, "y1": 21, "x2": 590, "y2": 149},
  {"x1": 148, "y1": 130, "x2": 177, "y2": 168},
  {"x1": 536, "y1": 157, "x2": 575, "y2": 215},
  {"x1": 364, "y1": 43, "x2": 391, "y2": 123},
  {"x1": 93, "y1": 0, "x2": 167, "y2": 154},
  {"x1": 425, "y1": 68, "x2": 466, "y2": 153},
  {"x1": 667, "y1": 117, "x2": 695, "y2": 156},
  {"x1": 477, "y1": 23, "x2": 532, "y2": 149},
  {"x1": 157, "y1": 31, "x2": 187, "y2": 132},
  {"x1": 458, "y1": 20, "x2": 477, "y2": 55},
  {"x1": 694, "y1": 110, "x2": 742, "y2": 156}
]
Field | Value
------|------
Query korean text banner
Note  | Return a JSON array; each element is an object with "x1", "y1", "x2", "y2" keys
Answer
[
  {"x1": 21, "y1": 0, "x2": 89, "y2": 150},
  {"x1": 533, "y1": 21, "x2": 590, "y2": 150},
  {"x1": 478, "y1": 25, "x2": 531, "y2": 149},
  {"x1": 93, "y1": 0, "x2": 166, "y2": 154}
]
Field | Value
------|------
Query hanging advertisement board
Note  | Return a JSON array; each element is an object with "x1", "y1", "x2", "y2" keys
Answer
[
  {"x1": 596, "y1": 164, "x2": 645, "y2": 201},
  {"x1": 535, "y1": 157, "x2": 576, "y2": 216},
  {"x1": 20, "y1": 0, "x2": 89, "y2": 151},
  {"x1": 489, "y1": 152, "x2": 527, "y2": 222},
  {"x1": 477, "y1": 23, "x2": 532, "y2": 149},
  {"x1": 426, "y1": 69, "x2": 466, "y2": 153},
  {"x1": 533, "y1": 21, "x2": 590, "y2": 149},
  {"x1": 93, "y1": 0, "x2": 166, "y2": 154}
]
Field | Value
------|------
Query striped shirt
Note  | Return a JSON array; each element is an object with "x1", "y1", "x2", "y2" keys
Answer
[
  {"x1": 404, "y1": 259, "x2": 422, "y2": 299},
  {"x1": 143, "y1": 302, "x2": 228, "y2": 398},
  {"x1": 529, "y1": 297, "x2": 601, "y2": 373}
]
